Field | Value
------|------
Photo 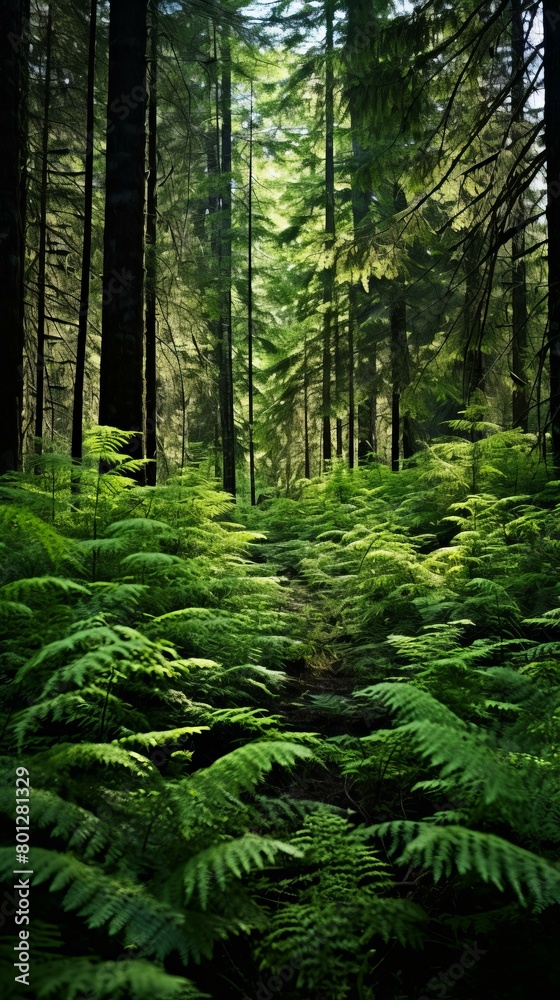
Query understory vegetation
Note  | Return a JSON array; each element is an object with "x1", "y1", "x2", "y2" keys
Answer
[{"x1": 2, "y1": 426, "x2": 560, "y2": 998}]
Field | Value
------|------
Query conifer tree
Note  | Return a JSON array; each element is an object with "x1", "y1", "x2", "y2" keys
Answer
[
  {"x1": 145, "y1": 0, "x2": 158, "y2": 485},
  {"x1": 71, "y1": 0, "x2": 98, "y2": 470},
  {"x1": 98, "y1": 0, "x2": 148, "y2": 472},
  {"x1": 544, "y1": 0, "x2": 560, "y2": 466},
  {"x1": 0, "y1": 0, "x2": 24, "y2": 474}
]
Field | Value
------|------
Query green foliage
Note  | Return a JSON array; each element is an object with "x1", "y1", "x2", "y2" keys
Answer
[
  {"x1": 4, "y1": 433, "x2": 560, "y2": 998},
  {"x1": 255, "y1": 809, "x2": 426, "y2": 998}
]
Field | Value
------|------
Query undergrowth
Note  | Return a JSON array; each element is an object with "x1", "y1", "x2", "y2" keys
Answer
[{"x1": 1, "y1": 427, "x2": 560, "y2": 998}]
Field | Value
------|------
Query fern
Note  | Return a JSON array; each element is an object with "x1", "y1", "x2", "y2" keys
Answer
[
  {"x1": 255, "y1": 810, "x2": 425, "y2": 998},
  {"x1": 13, "y1": 959, "x2": 208, "y2": 1000},
  {"x1": 182, "y1": 834, "x2": 302, "y2": 909},
  {"x1": 372, "y1": 822, "x2": 560, "y2": 909}
]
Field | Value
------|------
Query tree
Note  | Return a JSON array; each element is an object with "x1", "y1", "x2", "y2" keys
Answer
[
  {"x1": 510, "y1": 0, "x2": 529, "y2": 432},
  {"x1": 247, "y1": 81, "x2": 256, "y2": 504},
  {"x1": 322, "y1": 0, "x2": 335, "y2": 468},
  {"x1": 0, "y1": 0, "x2": 24, "y2": 474},
  {"x1": 98, "y1": 0, "x2": 148, "y2": 472},
  {"x1": 218, "y1": 27, "x2": 236, "y2": 496},
  {"x1": 34, "y1": 5, "x2": 53, "y2": 454},
  {"x1": 145, "y1": 0, "x2": 158, "y2": 485},
  {"x1": 544, "y1": 0, "x2": 560, "y2": 467},
  {"x1": 71, "y1": 0, "x2": 98, "y2": 471},
  {"x1": 390, "y1": 185, "x2": 413, "y2": 471}
]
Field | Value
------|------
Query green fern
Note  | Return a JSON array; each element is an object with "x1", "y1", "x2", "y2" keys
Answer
[{"x1": 372, "y1": 821, "x2": 560, "y2": 909}]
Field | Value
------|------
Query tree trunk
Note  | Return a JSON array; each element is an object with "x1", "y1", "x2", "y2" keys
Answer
[
  {"x1": 0, "y1": 0, "x2": 24, "y2": 474},
  {"x1": 334, "y1": 311, "x2": 343, "y2": 458},
  {"x1": 219, "y1": 29, "x2": 236, "y2": 496},
  {"x1": 346, "y1": 0, "x2": 377, "y2": 464},
  {"x1": 511, "y1": 0, "x2": 528, "y2": 432},
  {"x1": 544, "y1": 0, "x2": 560, "y2": 468},
  {"x1": 348, "y1": 287, "x2": 355, "y2": 468},
  {"x1": 463, "y1": 236, "x2": 484, "y2": 410},
  {"x1": 145, "y1": 0, "x2": 158, "y2": 485},
  {"x1": 19, "y1": 3, "x2": 29, "y2": 239},
  {"x1": 98, "y1": 0, "x2": 148, "y2": 474},
  {"x1": 72, "y1": 0, "x2": 97, "y2": 472},
  {"x1": 34, "y1": 5, "x2": 53, "y2": 455},
  {"x1": 390, "y1": 295, "x2": 407, "y2": 472},
  {"x1": 18, "y1": 0, "x2": 30, "y2": 451},
  {"x1": 350, "y1": 134, "x2": 377, "y2": 461},
  {"x1": 390, "y1": 184, "x2": 411, "y2": 471},
  {"x1": 322, "y1": 0, "x2": 335, "y2": 469},
  {"x1": 248, "y1": 82, "x2": 256, "y2": 505},
  {"x1": 205, "y1": 52, "x2": 221, "y2": 481},
  {"x1": 304, "y1": 334, "x2": 311, "y2": 479}
]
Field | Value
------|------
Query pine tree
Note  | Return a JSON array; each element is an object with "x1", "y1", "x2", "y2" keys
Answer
[
  {"x1": 98, "y1": 0, "x2": 148, "y2": 473},
  {"x1": 544, "y1": 0, "x2": 560, "y2": 467},
  {"x1": 0, "y1": 0, "x2": 24, "y2": 474},
  {"x1": 71, "y1": 0, "x2": 98, "y2": 472}
]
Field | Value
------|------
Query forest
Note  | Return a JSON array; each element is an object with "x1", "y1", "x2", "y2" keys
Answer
[{"x1": 1, "y1": 0, "x2": 560, "y2": 997}]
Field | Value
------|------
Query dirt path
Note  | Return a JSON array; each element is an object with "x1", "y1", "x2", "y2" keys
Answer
[{"x1": 273, "y1": 574, "x2": 369, "y2": 737}]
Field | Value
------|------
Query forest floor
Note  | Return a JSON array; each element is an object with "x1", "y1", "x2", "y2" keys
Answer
[{"x1": 4, "y1": 449, "x2": 560, "y2": 1000}]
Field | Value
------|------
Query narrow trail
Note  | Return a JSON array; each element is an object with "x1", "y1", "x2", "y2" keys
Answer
[
  {"x1": 256, "y1": 564, "x2": 380, "y2": 816},
  {"x1": 262, "y1": 551, "x2": 370, "y2": 738}
]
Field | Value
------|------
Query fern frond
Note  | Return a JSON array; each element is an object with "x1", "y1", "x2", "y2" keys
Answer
[
  {"x1": 27, "y1": 958, "x2": 207, "y2": 1000},
  {"x1": 0, "y1": 848, "x2": 230, "y2": 963},
  {"x1": 182, "y1": 834, "x2": 302, "y2": 908},
  {"x1": 115, "y1": 726, "x2": 210, "y2": 751},
  {"x1": 372, "y1": 821, "x2": 560, "y2": 908},
  {"x1": 356, "y1": 681, "x2": 466, "y2": 727},
  {"x1": 175, "y1": 741, "x2": 314, "y2": 833}
]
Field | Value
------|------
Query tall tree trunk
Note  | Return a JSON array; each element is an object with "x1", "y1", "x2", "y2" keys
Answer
[
  {"x1": 219, "y1": 29, "x2": 236, "y2": 496},
  {"x1": 346, "y1": 0, "x2": 377, "y2": 464},
  {"x1": 304, "y1": 331, "x2": 311, "y2": 479},
  {"x1": 98, "y1": 0, "x2": 148, "y2": 474},
  {"x1": 390, "y1": 294, "x2": 407, "y2": 472},
  {"x1": 18, "y1": 0, "x2": 30, "y2": 443},
  {"x1": 0, "y1": 0, "x2": 24, "y2": 474},
  {"x1": 322, "y1": 0, "x2": 335, "y2": 468},
  {"x1": 348, "y1": 288, "x2": 355, "y2": 468},
  {"x1": 463, "y1": 236, "x2": 484, "y2": 408},
  {"x1": 390, "y1": 183, "x2": 412, "y2": 471},
  {"x1": 350, "y1": 134, "x2": 377, "y2": 461},
  {"x1": 334, "y1": 311, "x2": 343, "y2": 457},
  {"x1": 544, "y1": 0, "x2": 560, "y2": 468},
  {"x1": 511, "y1": 0, "x2": 528, "y2": 432},
  {"x1": 206, "y1": 37, "x2": 222, "y2": 479},
  {"x1": 205, "y1": 50, "x2": 221, "y2": 481},
  {"x1": 145, "y1": 0, "x2": 158, "y2": 485},
  {"x1": 35, "y1": 5, "x2": 53, "y2": 455},
  {"x1": 248, "y1": 82, "x2": 256, "y2": 505},
  {"x1": 348, "y1": 155, "x2": 377, "y2": 459},
  {"x1": 72, "y1": 0, "x2": 97, "y2": 472},
  {"x1": 511, "y1": 232, "x2": 528, "y2": 430}
]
